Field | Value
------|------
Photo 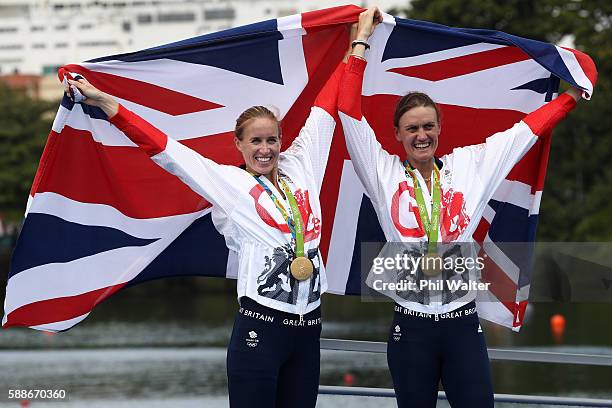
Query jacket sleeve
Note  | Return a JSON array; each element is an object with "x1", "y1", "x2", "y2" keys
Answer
[
  {"x1": 283, "y1": 61, "x2": 346, "y2": 193},
  {"x1": 338, "y1": 55, "x2": 398, "y2": 205},
  {"x1": 109, "y1": 105, "x2": 240, "y2": 212},
  {"x1": 457, "y1": 93, "x2": 577, "y2": 199}
]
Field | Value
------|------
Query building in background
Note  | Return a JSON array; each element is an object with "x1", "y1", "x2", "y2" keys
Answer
[{"x1": 0, "y1": 0, "x2": 402, "y2": 80}]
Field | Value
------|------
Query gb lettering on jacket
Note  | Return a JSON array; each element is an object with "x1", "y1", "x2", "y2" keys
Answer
[
  {"x1": 249, "y1": 182, "x2": 321, "y2": 242},
  {"x1": 390, "y1": 178, "x2": 470, "y2": 241}
]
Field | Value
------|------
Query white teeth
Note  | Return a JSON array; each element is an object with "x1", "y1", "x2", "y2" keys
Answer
[
  {"x1": 255, "y1": 157, "x2": 271, "y2": 162},
  {"x1": 414, "y1": 143, "x2": 430, "y2": 149}
]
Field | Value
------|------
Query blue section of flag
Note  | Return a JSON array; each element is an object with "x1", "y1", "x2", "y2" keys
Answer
[
  {"x1": 502, "y1": 34, "x2": 576, "y2": 87},
  {"x1": 88, "y1": 20, "x2": 285, "y2": 85},
  {"x1": 345, "y1": 197, "x2": 385, "y2": 296},
  {"x1": 512, "y1": 77, "x2": 552, "y2": 94},
  {"x1": 386, "y1": 18, "x2": 581, "y2": 92},
  {"x1": 384, "y1": 20, "x2": 478, "y2": 61},
  {"x1": 9, "y1": 214, "x2": 159, "y2": 278},
  {"x1": 60, "y1": 95, "x2": 108, "y2": 121},
  {"x1": 487, "y1": 199, "x2": 539, "y2": 243},
  {"x1": 60, "y1": 95, "x2": 74, "y2": 111},
  {"x1": 125, "y1": 214, "x2": 229, "y2": 288},
  {"x1": 512, "y1": 75, "x2": 560, "y2": 102},
  {"x1": 80, "y1": 104, "x2": 108, "y2": 121},
  {"x1": 487, "y1": 199, "x2": 539, "y2": 287}
]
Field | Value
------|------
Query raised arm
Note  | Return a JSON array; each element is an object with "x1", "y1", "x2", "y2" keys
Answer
[
  {"x1": 66, "y1": 77, "x2": 240, "y2": 212},
  {"x1": 337, "y1": 8, "x2": 393, "y2": 203},
  {"x1": 523, "y1": 89, "x2": 580, "y2": 135},
  {"x1": 283, "y1": 59, "x2": 345, "y2": 192},
  {"x1": 458, "y1": 88, "x2": 580, "y2": 199}
]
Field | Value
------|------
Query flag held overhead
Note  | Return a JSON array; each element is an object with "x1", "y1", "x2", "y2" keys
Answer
[{"x1": 3, "y1": 5, "x2": 596, "y2": 332}]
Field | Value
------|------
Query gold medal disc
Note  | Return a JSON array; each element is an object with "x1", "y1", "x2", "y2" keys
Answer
[
  {"x1": 290, "y1": 256, "x2": 314, "y2": 281},
  {"x1": 421, "y1": 252, "x2": 443, "y2": 277}
]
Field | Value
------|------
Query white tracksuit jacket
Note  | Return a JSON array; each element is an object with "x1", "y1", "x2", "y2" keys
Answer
[
  {"x1": 338, "y1": 56, "x2": 577, "y2": 315},
  {"x1": 109, "y1": 63, "x2": 345, "y2": 316}
]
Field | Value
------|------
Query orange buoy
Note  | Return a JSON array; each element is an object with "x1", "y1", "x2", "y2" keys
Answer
[
  {"x1": 550, "y1": 314, "x2": 566, "y2": 344},
  {"x1": 343, "y1": 373, "x2": 355, "y2": 386}
]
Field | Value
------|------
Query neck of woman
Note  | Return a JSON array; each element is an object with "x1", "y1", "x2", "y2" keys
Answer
[
  {"x1": 266, "y1": 169, "x2": 281, "y2": 191},
  {"x1": 407, "y1": 157, "x2": 434, "y2": 180},
  {"x1": 249, "y1": 166, "x2": 281, "y2": 191}
]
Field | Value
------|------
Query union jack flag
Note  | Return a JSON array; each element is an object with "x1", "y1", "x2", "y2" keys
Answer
[{"x1": 2, "y1": 5, "x2": 596, "y2": 332}]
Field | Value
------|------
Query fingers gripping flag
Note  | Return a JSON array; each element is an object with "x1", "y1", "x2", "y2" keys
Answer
[{"x1": 3, "y1": 6, "x2": 596, "y2": 332}]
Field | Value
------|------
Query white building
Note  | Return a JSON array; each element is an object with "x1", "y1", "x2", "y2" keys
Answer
[{"x1": 0, "y1": 0, "x2": 404, "y2": 76}]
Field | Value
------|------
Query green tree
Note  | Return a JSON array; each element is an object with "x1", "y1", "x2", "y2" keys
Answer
[
  {"x1": 394, "y1": 0, "x2": 612, "y2": 240},
  {"x1": 0, "y1": 84, "x2": 56, "y2": 220}
]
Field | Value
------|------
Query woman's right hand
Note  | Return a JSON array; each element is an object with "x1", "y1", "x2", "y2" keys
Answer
[
  {"x1": 349, "y1": 7, "x2": 382, "y2": 61},
  {"x1": 356, "y1": 6, "x2": 383, "y2": 42},
  {"x1": 65, "y1": 77, "x2": 119, "y2": 117}
]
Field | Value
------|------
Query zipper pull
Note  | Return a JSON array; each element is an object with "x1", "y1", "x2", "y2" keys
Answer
[
  {"x1": 435, "y1": 313, "x2": 439, "y2": 322},
  {"x1": 299, "y1": 314, "x2": 304, "y2": 324}
]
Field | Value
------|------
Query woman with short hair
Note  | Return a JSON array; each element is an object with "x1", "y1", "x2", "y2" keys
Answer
[{"x1": 340, "y1": 7, "x2": 582, "y2": 407}]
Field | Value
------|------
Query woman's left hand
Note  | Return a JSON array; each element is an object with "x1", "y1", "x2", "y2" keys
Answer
[{"x1": 65, "y1": 77, "x2": 119, "y2": 117}]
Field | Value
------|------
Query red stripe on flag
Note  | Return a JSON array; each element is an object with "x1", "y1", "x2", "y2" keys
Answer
[
  {"x1": 62, "y1": 64, "x2": 224, "y2": 116},
  {"x1": 512, "y1": 300, "x2": 528, "y2": 328},
  {"x1": 33, "y1": 126, "x2": 215, "y2": 219},
  {"x1": 531, "y1": 129, "x2": 551, "y2": 192},
  {"x1": 30, "y1": 130, "x2": 61, "y2": 197},
  {"x1": 501, "y1": 300, "x2": 517, "y2": 321},
  {"x1": 284, "y1": 18, "x2": 353, "y2": 260},
  {"x1": 301, "y1": 19, "x2": 349, "y2": 81},
  {"x1": 561, "y1": 47, "x2": 598, "y2": 91},
  {"x1": 387, "y1": 46, "x2": 531, "y2": 81},
  {"x1": 181, "y1": 130, "x2": 244, "y2": 164},
  {"x1": 301, "y1": 5, "x2": 362, "y2": 30},
  {"x1": 2, "y1": 283, "x2": 126, "y2": 329},
  {"x1": 480, "y1": 248, "x2": 519, "y2": 303},
  {"x1": 472, "y1": 218, "x2": 490, "y2": 244},
  {"x1": 494, "y1": 300, "x2": 527, "y2": 328},
  {"x1": 505, "y1": 138, "x2": 548, "y2": 194}
]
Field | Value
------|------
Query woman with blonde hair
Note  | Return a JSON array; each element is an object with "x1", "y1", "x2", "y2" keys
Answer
[{"x1": 65, "y1": 27, "x2": 357, "y2": 407}]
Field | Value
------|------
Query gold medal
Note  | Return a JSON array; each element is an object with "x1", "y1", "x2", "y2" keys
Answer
[
  {"x1": 290, "y1": 256, "x2": 314, "y2": 281},
  {"x1": 421, "y1": 252, "x2": 443, "y2": 277}
]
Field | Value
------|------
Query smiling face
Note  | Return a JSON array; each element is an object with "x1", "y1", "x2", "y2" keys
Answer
[
  {"x1": 395, "y1": 106, "x2": 440, "y2": 167},
  {"x1": 234, "y1": 117, "x2": 281, "y2": 177}
]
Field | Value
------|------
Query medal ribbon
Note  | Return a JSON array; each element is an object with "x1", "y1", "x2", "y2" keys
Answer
[
  {"x1": 404, "y1": 161, "x2": 441, "y2": 254},
  {"x1": 280, "y1": 179, "x2": 305, "y2": 259},
  {"x1": 252, "y1": 175, "x2": 305, "y2": 258}
]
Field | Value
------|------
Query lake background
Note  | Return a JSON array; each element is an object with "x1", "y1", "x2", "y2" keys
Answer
[{"x1": 2, "y1": 267, "x2": 612, "y2": 407}]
